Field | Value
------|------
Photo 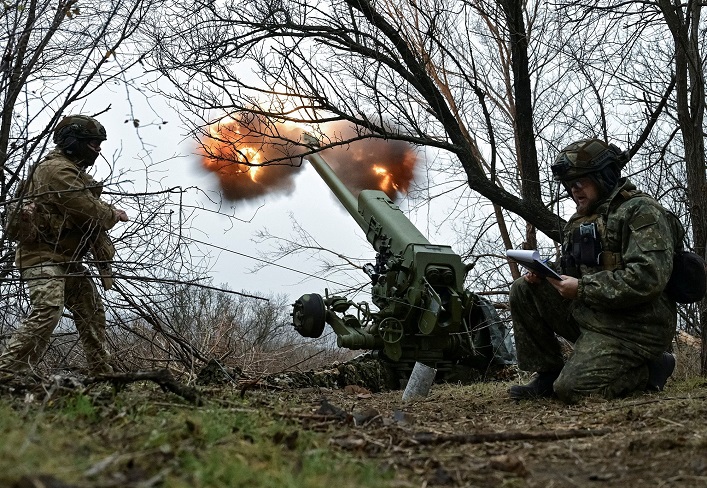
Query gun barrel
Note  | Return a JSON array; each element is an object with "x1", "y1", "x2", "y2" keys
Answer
[{"x1": 305, "y1": 151, "x2": 367, "y2": 230}]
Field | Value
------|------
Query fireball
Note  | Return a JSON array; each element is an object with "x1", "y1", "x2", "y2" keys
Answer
[{"x1": 198, "y1": 118, "x2": 418, "y2": 202}]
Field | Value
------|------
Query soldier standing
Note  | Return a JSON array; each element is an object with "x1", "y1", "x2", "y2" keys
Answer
[
  {"x1": 0, "y1": 115, "x2": 129, "y2": 376},
  {"x1": 509, "y1": 139, "x2": 680, "y2": 403}
]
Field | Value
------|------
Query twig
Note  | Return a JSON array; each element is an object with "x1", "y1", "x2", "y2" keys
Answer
[
  {"x1": 240, "y1": 379, "x2": 285, "y2": 398},
  {"x1": 409, "y1": 428, "x2": 610, "y2": 446},
  {"x1": 85, "y1": 369, "x2": 202, "y2": 405},
  {"x1": 278, "y1": 412, "x2": 351, "y2": 422},
  {"x1": 237, "y1": 350, "x2": 325, "y2": 397}
]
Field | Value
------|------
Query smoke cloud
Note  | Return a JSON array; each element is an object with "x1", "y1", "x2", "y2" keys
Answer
[
  {"x1": 199, "y1": 118, "x2": 418, "y2": 203},
  {"x1": 199, "y1": 117, "x2": 306, "y2": 202}
]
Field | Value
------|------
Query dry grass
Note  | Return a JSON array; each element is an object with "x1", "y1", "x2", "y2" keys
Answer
[
  {"x1": 673, "y1": 330, "x2": 702, "y2": 381},
  {"x1": 1, "y1": 348, "x2": 706, "y2": 488}
]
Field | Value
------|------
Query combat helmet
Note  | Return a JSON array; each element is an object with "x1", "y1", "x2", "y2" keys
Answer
[
  {"x1": 53, "y1": 115, "x2": 107, "y2": 148},
  {"x1": 52, "y1": 115, "x2": 107, "y2": 165},
  {"x1": 551, "y1": 138, "x2": 627, "y2": 195}
]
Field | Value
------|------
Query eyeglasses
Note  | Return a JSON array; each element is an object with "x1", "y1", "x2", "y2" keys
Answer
[{"x1": 563, "y1": 177, "x2": 592, "y2": 192}]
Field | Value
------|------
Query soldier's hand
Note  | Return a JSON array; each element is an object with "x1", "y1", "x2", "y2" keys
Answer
[
  {"x1": 115, "y1": 209, "x2": 129, "y2": 222},
  {"x1": 548, "y1": 275, "x2": 578, "y2": 299}
]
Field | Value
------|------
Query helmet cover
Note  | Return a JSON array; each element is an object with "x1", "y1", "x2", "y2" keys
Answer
[
  {"x1": 551, "y1": 139, "x2": 625, "y2": 183},
  {"x1": 53, "y1": 115, "x2": 107, "y2": 148}
]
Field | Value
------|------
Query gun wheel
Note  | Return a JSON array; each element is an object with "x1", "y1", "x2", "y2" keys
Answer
[
  {"x1": 378, "y1": 317, "x2": 404, "y2": 344},
  {"x1": 292, "y1": 293, "x2": 326, "y2": 338}
]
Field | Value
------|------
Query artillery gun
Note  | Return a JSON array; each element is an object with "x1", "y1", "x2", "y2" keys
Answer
[{"x1": 292, "y1": 136, "x2": 513, "y2": 382}]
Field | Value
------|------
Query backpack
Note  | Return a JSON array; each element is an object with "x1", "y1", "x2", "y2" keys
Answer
[
  {"x1": 665, "y1": 250, "x2": 707, "y2": 304},
  {"x1": 3, "y1": 199, "x2": 39, "y2": 243},
  {"x1": 2, "y1": 177, "x2": 50, "y2": 244},
  {"x1": 2, "y1": 177, "x2": 38, "y2": 243}
]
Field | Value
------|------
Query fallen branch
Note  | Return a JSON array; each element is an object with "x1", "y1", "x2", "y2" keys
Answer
[
  {"x1": 410, "y1": 428, "x2": 609, "y2": 446},
  {"x1": 239, "y1": 379, "x2": 285, "y2": 398},
  {"x1": 86, "y1": 369, "x2": 202, "y2": 405}
]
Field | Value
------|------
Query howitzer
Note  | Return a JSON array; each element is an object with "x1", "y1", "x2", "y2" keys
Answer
[{"x1": 292, "y1": 135, "x2": 513, "y2": 381}]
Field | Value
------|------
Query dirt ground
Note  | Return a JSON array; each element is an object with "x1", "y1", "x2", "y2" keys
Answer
[
  {"x1": 270, "y1": 377, "x2": 707, "y2": 487},
  {"x1": 2, "y1": 337, "x2": 706, "y2": 487},
  {"x1": 1, "y1": 364, "x2": 706, "y2": 487}
]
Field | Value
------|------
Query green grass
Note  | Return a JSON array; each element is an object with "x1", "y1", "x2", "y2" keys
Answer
[{"x1": 0, "y1": 387, "x2": 393, "y2": 487}]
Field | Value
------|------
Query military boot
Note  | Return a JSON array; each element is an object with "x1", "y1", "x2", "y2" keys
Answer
[
  {"x1": 509, "y1": 371, "x2": 560, "y2": 400},
  {"x1": 647, "y1": 352, "x2": 676, "y2": 392}
]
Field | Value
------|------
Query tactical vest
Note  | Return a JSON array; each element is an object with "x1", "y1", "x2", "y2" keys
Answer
[{"x1": 561, "y1": 189, "x2": 683, "y2": 278}]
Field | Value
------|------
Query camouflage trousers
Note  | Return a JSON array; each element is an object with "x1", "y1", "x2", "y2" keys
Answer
[
  {"x1": 0, "y1": 262, "x2": 112, "y2": 375},
  {"x1": 509, "y1": 277, "x2": 649, "y2": 403}
]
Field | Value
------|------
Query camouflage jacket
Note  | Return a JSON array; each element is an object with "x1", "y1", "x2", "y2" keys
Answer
[
  {"x1": 16, "y1": 149, "x2": 119, "y2": 268},
  {"x1": 561, "y1": 178, "x2": 680, "y2": 356}
]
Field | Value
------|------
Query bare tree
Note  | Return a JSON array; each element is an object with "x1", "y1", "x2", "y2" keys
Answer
[
  {"x1": 0, "y1": 0, "x2": 270, "y2": 375},
  {"x1": 105, "y1": 282, "x2": 345, "y2": 376},
  {"x1": 150, "y1": 0, "x2": 566, "y2": 239},
  {"x1": 149, "y1": 0, "x2": 707, "y2": 371},
  {"x1": 656, "y1": 0, "x2": 707, "y2": 372},
  {"x1": 149, "y1": 2, "x2": 679, "y2": 272}
]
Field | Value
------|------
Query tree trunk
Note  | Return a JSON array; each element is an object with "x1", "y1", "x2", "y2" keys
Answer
[
  {"x1": 658, "y1": 0, "x2": 707, "y2": 373},
  {"x1": 500, "y1": 0, "x2": 541, "y2": 249}
]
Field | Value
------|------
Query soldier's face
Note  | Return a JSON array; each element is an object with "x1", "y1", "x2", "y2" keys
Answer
[
  {"x1": 87, "y1": 140, "x2": 103, "y2": 153},
  {"x1": 570, "y1": 176, "x2": 599, "y2": 215},
  {"x1": 74, "y1": 139, "x2": 103, "y2": 166}
]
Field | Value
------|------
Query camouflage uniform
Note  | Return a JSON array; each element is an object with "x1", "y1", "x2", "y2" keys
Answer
[
  {"x1": 510, "y1": 179, "x2": 680, "y2": 403},
  {"x1": 0, "y1": 123, "x2": 121, "y2": 375}
]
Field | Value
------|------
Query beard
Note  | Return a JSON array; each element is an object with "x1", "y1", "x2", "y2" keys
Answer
[{"x1": 575, "y1": 198, "x2": 597, "y2": 216}]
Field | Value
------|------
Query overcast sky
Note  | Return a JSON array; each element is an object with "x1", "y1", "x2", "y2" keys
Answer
[
  {"x1": 94, "y1": 92, "x2": 443, "y2": 303},
  {"x1": 86, "y1": 72, "x2": 557, "y2": 305}
]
